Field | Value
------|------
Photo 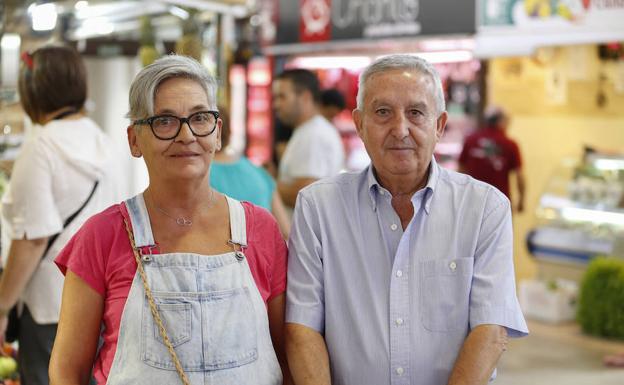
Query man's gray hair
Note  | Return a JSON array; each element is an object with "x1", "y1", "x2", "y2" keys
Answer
[
  {"x1": 356, "y1": 54, "x2": 446, "y2": 114},
  {"x1": 127, "y1": 55, "x2": 218, "y2": 121}
]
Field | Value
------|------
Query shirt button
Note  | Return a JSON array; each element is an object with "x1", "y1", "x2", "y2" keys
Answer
[
  {"x1": 395, "y1": 318, "x2": 404, "y2": 325},
  {"x1": 390, "y1": 223, "x2": 398, "y2": 231},
  {"x1": 396, "y1": 367, "x2": 404, "y2": 376},
  {"x1": 396, "y1": 270, "x2": 403, "y2": 277},
  {"x1": 449, "y1": 261, "x2": 457, "y2": 271},
  {"x1": 380, "y1": 190, "x2": 385, "y2": 195}
]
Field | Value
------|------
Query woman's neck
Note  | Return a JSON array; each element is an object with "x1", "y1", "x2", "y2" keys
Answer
[
  {"x1": 145, "y1": 176, "x2": 214, "y2": 211},
  {"x1": 40, "y1": 107, "x2": 83, "y2": 125}
]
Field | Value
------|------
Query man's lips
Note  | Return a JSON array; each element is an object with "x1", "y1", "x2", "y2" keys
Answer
[{"x1": 387, "y1": 147, "x2": 415, "y2": 151}]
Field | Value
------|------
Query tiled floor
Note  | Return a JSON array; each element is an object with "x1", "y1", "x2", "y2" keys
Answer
[{"x1": 496, "y1": 320, "x2": 624, "y2": 385}]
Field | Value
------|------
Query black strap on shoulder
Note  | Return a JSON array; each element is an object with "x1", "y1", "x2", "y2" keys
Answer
[{"x1": 41, "y1": 181, "x2": 99, "y2": 260}]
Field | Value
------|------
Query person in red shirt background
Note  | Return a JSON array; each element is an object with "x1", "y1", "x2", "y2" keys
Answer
[{"x1": 459, "y1": 106, "x2": 526, "y2": 213}]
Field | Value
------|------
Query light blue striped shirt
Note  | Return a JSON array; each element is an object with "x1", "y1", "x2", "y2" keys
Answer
[{"x1": 286, "y1": 158, "x2": 528, "y2": 385}]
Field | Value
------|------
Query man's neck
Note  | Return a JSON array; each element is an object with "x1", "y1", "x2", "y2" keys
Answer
[
  {"x1": 374, "y1": 165, "x2": 431, "y2": 198},
  {"x1": 294, "y1": 110, "x2": 318, "y2": 129}
]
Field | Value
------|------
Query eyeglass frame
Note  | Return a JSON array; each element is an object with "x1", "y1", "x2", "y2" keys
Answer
[{"x1": 132, "y1": 110, "x2": 220, "y2": 140}]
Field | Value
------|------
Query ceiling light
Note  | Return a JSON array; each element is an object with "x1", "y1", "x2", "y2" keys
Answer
[
  {"x1": 290, "y1": 56, "x2": 371, "y2": 70},
  {"x1": 75, "y1": 1, "x2": 89, "y2": 11},
  {"x1": 32, "y1": 3, "x2": 58, "y2": 31},
  {"x1": 169, "y1": 6, "x2": 189, "y2": 20}
]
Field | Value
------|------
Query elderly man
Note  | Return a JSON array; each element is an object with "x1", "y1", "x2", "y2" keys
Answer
[{"x1": 285, "y1": 55, "x2": 528, "y2": 385}]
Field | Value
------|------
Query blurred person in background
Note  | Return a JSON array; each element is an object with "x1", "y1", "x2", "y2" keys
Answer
[
  {"x1": 285, "y1": 55, "x2": 528, "y2": 385},
  {"x1": 0, "y1": 44, "x2": 128, "y2": 385},
  {"x1": 210, "y1": 106, "x2": 290, "y2": 239},
  {"x1": 458, "y1": 106, "x2": 526, "y2": 213},
  {"x1": 49, "y1": 55, "x2": 291, "y2": 385},
  {"x1": 604, "y1": 352, "x2": 624, "y2": 367},
  {"x1": 319, "y1": 88, "x2": 346, "y2": 123},
  {"x1": 272, "y1": 69, "x2": 344, "y2": 210}
]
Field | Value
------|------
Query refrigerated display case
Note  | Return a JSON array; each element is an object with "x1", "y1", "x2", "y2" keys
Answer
[{"x1": 527, "y1": 152, "x2": 624, "y2": 269}]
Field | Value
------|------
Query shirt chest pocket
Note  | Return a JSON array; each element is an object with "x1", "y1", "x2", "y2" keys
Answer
[
  {"x1": 140, "y1": 287, "x2": 258, "y2": 371},
  {"x1": 419, "y1": 258, "x2": 474, "y2": 332}
]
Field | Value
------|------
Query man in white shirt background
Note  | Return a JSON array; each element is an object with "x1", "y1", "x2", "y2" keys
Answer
[{"x1": 272, "y1": 69, "x2": 345, "y2": 210}]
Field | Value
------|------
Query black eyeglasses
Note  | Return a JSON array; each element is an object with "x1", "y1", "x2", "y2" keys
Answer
[{"x1": 133, "y1": 110, "x2": 220, "y2": 140}]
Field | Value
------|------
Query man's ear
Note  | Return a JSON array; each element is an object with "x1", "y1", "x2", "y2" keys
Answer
[
  {"x1": 353, "y1": 109, "x2": 364, "y2": 139},
  {"x1": 435, "y1": 111, "x2": 448, "y2": 141},
  {"x1": 127, "y1": 125, "x2": 142, "y2": 158}
]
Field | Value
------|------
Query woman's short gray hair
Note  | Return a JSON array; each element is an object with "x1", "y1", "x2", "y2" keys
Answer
[
  {"x1": 127, "y1": 55, "x2": 218, "y2": 121},
  {"x1": 356, "y1": 54, "x2": 445, "y2": 114}
]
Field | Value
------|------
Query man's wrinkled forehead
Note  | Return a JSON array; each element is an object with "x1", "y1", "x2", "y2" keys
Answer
[{"x1": 363, "y1": 69, "x2": 436, "y2": 104}]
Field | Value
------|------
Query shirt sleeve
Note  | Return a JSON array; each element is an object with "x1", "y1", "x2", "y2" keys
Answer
[
  {"x1": 469, "y1": 190, "x2": 528, "y2": 337},
  {"x1": 55, "y1": 211, "x2": 110, "y2": 296},
  {"x1": 285, "y1": 193, "x2": 325, "y2": 333},
  {"x1": 2, "y1": 139, "x2": 63, "y2": 239},
  {"x1": 508, "y1": 141, "x2": 522, "y2": 170},
  {"x1": 247, "y1": 203, "x2": 287, "y2": 302},
  {"x1": 257, "y1": 165, "x2": 277, "y2": 195}
]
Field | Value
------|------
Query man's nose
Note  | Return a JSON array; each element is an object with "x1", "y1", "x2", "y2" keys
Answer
[{"x1": 389, "y1": 113, "x2": 410, "y2": 139}]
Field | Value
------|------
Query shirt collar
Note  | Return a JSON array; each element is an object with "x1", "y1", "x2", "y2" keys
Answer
[{"x1": 367, "y1": 157, "x2": 440, "y2": 214}]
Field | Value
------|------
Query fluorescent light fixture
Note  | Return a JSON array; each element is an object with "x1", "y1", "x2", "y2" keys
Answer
[
  {"x1": 412, "y1": 50, "x2": 474, "y2": 64},
  {"x1": 290, "y1": 56, "x2": 371, "y2": 70},
  {"x1": 74, "y1": 17, "x2": 114, "y2": 39},
  {"x1": 1, "y1": 34, "x2": 20, "y2": 87},
  {"x1": 560, "y1": 207, "x2": 624, "y2": 227},
  {"x1": 32, "y1": 3, "x2": 58, "y2": 31},
  {"x1": 593, "y1": 159, "x2": 624, "y2": 171},
  {"x1": 419, "y1": 38, "x2": 475, "y2": 52},
  {"x1": 169, "y1": 6, "x2": 189, "y2": 20},
  {"x1": 75, "y1": 1, "x2": 89, "y2": 11},
  {"x1": 0, "y1": 34, "x2": 21, "y2": 50}
]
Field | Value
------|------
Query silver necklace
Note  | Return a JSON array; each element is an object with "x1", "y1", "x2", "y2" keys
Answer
[{"x1": 148, "y1": 189, "x2": 215, "y2": 227}]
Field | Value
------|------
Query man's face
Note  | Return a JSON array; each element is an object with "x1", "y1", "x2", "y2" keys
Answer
[
  {"x1": 272, "y1": 78, "x2": 303, "y2": 127},
  {"x1": 353, "y1": 69, "x2": 447, "y2": 183}
]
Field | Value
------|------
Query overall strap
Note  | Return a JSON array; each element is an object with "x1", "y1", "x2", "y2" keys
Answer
[
  {"x1": 225, "y1": 196, "x2": 247, "y2": 250},
  {"x1": 125, "y1": 194, "x2": 157, "y2": 253}
]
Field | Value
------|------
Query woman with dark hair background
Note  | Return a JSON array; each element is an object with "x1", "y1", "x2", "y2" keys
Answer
[{"x1": 0, "y1": 44, "x2": 127, "y2": 384}]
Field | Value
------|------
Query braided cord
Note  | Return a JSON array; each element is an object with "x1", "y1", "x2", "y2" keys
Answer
[{"x1": 123, "y1": 219, "x2": 191, "y2": 385}]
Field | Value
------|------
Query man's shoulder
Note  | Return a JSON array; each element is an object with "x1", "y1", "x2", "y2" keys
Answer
[
  {"x1": 299, "y1": 170, "x2": 363, "y2": 200},
  {"x1": 437, "y1": 167, "x2": 508, "y2": 205}
]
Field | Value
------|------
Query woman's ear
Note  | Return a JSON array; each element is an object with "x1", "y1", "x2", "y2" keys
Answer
[{"x1": 127, "y1": 125, "x2": 142, "y2": 158}]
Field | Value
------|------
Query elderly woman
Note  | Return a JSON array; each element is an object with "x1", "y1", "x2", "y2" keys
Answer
[
  {"x1": 0, "y1": 44, "x2": 126, "y2": 385},
  {"x1": 49, "y1": 56, "x2": 290, "y2": 385}
]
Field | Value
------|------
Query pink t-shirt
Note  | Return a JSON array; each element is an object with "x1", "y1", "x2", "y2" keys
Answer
[{"x1": 55, "y1": 201, "x2": 287, "y2": 384}]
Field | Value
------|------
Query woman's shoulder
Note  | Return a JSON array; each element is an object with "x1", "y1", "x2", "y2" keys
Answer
[
  {"x1": 241, "y1": 201, "x2": 275, "y2": 226},
  {"x1": 77, "y1": 203, "x2": 128, "y2": 239}
]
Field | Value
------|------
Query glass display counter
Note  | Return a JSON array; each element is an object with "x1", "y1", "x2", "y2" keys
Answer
[{"x1": 527, "y1": 152, "x2": 624, "y2": 266}]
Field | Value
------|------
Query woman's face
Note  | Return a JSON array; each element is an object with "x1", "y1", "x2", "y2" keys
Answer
[{"x1": 128, "y1": 77, "x2": 222, "y2": 184}]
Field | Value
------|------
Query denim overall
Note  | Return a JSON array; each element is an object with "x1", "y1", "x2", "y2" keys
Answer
[{"x1": 106, "y1": 194, "x2": 282, "y2": 385}]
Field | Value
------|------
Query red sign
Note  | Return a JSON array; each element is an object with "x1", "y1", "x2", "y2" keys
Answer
[{"x1": 299, "y1": 0, "x2": 331, "y2": 42}]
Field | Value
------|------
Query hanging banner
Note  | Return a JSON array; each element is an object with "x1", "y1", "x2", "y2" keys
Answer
[
  {"x1": 261, "y1": 0, "x2": 476, "y2": 47},
  {"x1": 476, "y1": 0, "x2": 624, "y2": 57}
]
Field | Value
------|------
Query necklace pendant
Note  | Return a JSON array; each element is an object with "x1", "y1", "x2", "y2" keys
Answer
[{"x1": 176, "y1": 217, "x2": 192, "y2": 226}]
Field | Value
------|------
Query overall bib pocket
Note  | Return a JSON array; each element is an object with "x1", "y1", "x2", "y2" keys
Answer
[{"x1": 140, "y1": 287, "x2": 258, "y2": 371}]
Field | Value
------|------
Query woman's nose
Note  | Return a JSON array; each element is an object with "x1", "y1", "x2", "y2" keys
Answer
[{"x1": 174, "y1": 121, "x2": 196, "y2": 143}]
